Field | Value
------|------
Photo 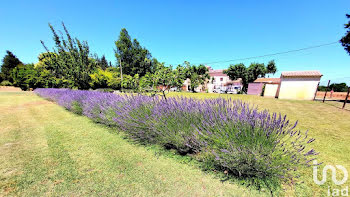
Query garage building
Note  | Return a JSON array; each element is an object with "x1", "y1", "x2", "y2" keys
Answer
[
  {"x1": 253, "y1": 78, "x2": 281, "y2": 98},
  {"x1": 278, "y1": 70, "x2": 322, "y2": 100}
]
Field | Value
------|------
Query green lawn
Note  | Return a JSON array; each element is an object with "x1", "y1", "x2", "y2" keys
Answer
[
  {"x1": 0, "y1": 92, "x2": 263, "y2": 197},
  {"x1": 1, "y1": 91, "x2": 349, "y2": 196}
]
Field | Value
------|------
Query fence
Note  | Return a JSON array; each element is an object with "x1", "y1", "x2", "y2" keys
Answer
[
  {"x1": 314, "y1": 80, "x2": 350, "y2": 110},
  {"x1": 315, "y1": 91, "x2": 350, "y2": 100}
]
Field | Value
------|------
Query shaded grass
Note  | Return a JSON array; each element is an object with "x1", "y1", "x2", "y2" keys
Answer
[
  {"x1": 0, "y1": 92, "x2": 264, "y2": 196},
  {"x1": 168, "y1": 92, "x2": 350, "y2": 196}
]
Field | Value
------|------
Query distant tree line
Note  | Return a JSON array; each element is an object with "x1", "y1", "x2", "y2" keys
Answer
[
  {"x1": 318, "y1": 83, "x2": 349, "y2": 92},
  {"x1": 0, "y1": 23, "x2": 281, "y2": 93},
  {"x1": 1, "y1": 12, "x2": 350, "y2": 92},
  {"x1": 0, "y1": 23, "x2": 212, "y2": 92}
]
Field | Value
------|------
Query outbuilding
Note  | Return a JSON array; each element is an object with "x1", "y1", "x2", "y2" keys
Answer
[
  {"x1": 278, "y1": 70, "x2": 322, "y2": 100},
  {"x1": 254, "y1": 78, "x2": 281, "y2": 98}
]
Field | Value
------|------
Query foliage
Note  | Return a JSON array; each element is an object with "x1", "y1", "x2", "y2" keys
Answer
[
  {"x1": 121, "y1": 74, "x2": 139, "y2": 90},
  {"x1": 183, "y1": 62, "x2": 210, "y2": 92},
  {"x1": 248, "y1": 62, "x2": 266, "y2": 79},
  {"x1": 115, "y1": 28, "x2": 153, "y2": 77},
  {"x1": 96, "y1": 55, "x2": 110, "y2": 70},
  {"x1": 35, "y1": 88, "x2": 318, "y2": 189},
  {"x1": 34, "y1": 52, "x2": 58, "y2": 69},
  {"x1": 1, "y1": 27, "x2": 178, "y2": 92},
  {"x1": 318, "y1": 83, "x2": 349, "y2": 92},
  {"x1": 10, "y1": 62, "x2": 74, "y2": 90},
  {"x1": 340, "y1": 14, "x2": 350, "y2": 55},
  {"x1": 89, "y1": 67, "x2": 142, "y2": 90},
  {"x1": 266, "y1": 60, "x2": 277, "y2": 75},
  {"x1": 0, "y1": 80, "x2": 12, "y2": 86},
  {"x1": 139, "y1": 63, "x2": 187, "y2": 98},
  {"x1": 40, "y1": 22, "x2": 98, "y2": 89},
  {"x1": 0, "y1": 51, "x2": 22, "y2": 82},
  {"x1": 90, "y1": 68, "x2": 118, "y2": 89},
  {"x1": 2, "y1": 23, "x2": 116, "y2": 91},
  {"x1": 224, "y1": 60, "x2": 277, "y2": 92},
  {"x1": 223, "y1": 63, "x2": 249, "y2": 91},
  {"x1": 11, "y1": 64, "x2": 36, "y2": 90}
]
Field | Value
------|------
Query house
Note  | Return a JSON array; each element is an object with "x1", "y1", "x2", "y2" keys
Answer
[
  {"x1": 278, "y1": 70, "x2": 322, "y2": 100},
  {"x1": 253, "y1": 78, "x2": 281, "y2": 98},
  {"x1": 182, "y1": 78, "x2": 190, "y2": 91},
  {"x1": 182, "y1": 78, "x2": 205, "y2": 92},
  {"x1": 206, "y1": 67, "x2": 242, "y2": 93}
]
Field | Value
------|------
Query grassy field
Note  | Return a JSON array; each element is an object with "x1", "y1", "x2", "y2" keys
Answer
[
  {"x1": 1, "y1": 91, "x2": 349, "y2": 196},
  {"x1": 0, "y1": 92, "x2": 264, "y2": 197}
]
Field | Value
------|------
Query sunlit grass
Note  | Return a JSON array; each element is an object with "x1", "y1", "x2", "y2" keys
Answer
[
  {"x1": 0, "y1": 92, "x2": 264, "y2": 196},
  {"x1": 1, "y1": 91, "x2": 349, "y2": 196}
]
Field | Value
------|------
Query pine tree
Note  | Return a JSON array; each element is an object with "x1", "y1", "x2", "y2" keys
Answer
[
  {"x1": 0, "y1": 51, "x2": 22, "y2": 82},
  {"x1": 114, "y1": 28, "x2": 153, "y2": 77},
  {"x1": 99, "y1": 55, "x2": 109, "y2": 70}
]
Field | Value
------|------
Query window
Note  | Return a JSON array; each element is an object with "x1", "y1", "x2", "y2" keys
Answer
[{"x1": 220, "y1": 78, "x2": 223, "y2": 81}]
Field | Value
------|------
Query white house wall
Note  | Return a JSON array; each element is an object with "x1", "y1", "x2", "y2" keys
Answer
[
  {"x1": 278, "y1": 77, "x2": 320, "y2": 100},
  {"x1": 264, "y1": 84, "x2": 279, "y2": 98},
  {"x1": 208, "y1": 76, "x2": 230, "y2": 93}
]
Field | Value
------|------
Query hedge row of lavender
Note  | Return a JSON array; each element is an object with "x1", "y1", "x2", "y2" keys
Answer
[{"x1": 34, "y1": 88, "x2": 318, "y2": 182}]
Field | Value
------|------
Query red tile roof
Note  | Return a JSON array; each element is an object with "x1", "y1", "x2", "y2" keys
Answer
[
  {"x1": 209, "y1": 69, "x2": 227, "y2": 77},
  {"x1": 254, "y1": 78, "x2": 280, "y2": 84},
  {"x1": 281, "y1": 70, "x2": 322, "y2": 78}
]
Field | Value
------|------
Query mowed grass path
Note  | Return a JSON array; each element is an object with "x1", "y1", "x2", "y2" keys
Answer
[
  {"x1": 169, "y1": 92, "x2": 350, "y2": 196},
  {"x1": 0, "y1": 92, "x2": 263, "y2": 197}
]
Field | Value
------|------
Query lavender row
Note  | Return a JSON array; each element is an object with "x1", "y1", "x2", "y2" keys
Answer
[{"x1": 34, "y1": 88, "x2": 318, "y2": 182}]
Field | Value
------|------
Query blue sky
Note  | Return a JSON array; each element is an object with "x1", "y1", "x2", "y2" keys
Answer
[{"x1": 0, "y1": 0, "x2": 349, "y2": 85}]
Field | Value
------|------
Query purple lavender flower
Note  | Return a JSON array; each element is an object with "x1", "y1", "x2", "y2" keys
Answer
[{"x1": 34, "y1": 88, "x2": 318, "y2": 182}]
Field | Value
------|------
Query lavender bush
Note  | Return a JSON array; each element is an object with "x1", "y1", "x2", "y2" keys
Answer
[{"x1": 34, "y1": 88, "x2": 318, "y2": 184}]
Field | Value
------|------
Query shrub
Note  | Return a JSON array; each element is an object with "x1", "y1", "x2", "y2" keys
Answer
[
  {"x1": 95, "y1": 88, "x2": 115, "y2": 93},
  {"x1": 71, "y1": 101, "x2": 83, "y2": 115},
  {"x1": 82, "y1": 91, "x2": 126, "y2": 126},
  {"x1": 0, "y1": 80, "x2": 13, "y2": 86},
  {"x1": 34, "y1": 88, "x2": 318, "y2": 187},
  {"x1": 197, "y1": 108, "x2": 317, "y2": 181}
]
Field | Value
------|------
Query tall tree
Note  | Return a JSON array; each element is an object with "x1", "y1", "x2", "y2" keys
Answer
[
  {"x1": 224, "y1": 60, "x2": 277, "y2": 92},
  {"x1": 0, "y1": 51, "x2": 22, "y2": 82},
  {"x1": 115, "y1": 28, "x2": 153, "y2": 77},
  {"x1": 41, "y1": 22, "x2": 98, "y2": 89},
  {"x1": 248, "y1": 62, "x2": 266, "y2": 80},
  {"x1": 223, "y1": 63, "x2": 249, "y2": 92},
  {"x1": 340, "y1": 14, "x2": 350, "y2": 55},
  {"x1": 97, "y1": 55, "x2": 109, "y2": 70},
  {"x1": 266, "y1": 60, "x2": 277, "y2": 76}
]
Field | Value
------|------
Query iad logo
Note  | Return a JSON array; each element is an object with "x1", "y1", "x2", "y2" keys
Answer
[{"x1": 313, "y1": 160, "x2": 348, "y2": 196}]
